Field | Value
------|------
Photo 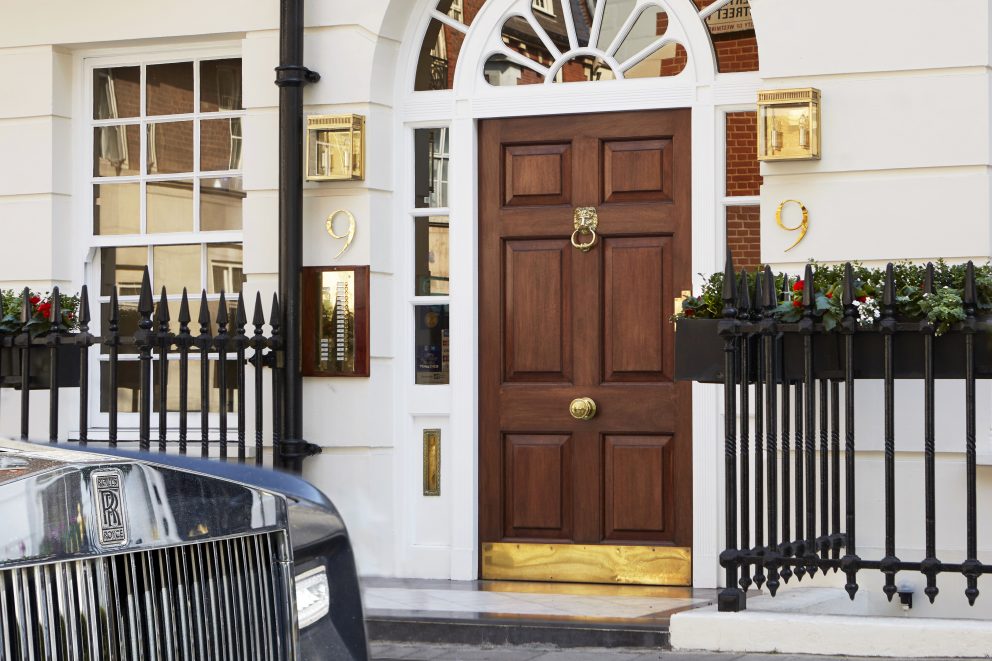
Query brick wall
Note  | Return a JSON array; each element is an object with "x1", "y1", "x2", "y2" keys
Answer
[
  {"x1": 726, "y1": 205, "x2": 761, "y2": 271},
  {"x1": 725, "y1": 111, "x2": 761, "y2": 197}
]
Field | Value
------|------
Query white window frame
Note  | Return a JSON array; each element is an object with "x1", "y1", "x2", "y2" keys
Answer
[{"x1": 76, "y1": 43, "x2": 245, "y2": 440}]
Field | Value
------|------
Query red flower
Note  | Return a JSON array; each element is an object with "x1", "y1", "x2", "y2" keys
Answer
[
  {"x1": 36, "y1": 302, "x2": 52, "y2": 319},
  {"x1": 792, "y1": 299, "x2": 802, "y2": 308},
  {"x1": 684, "y1": 309, "x2": 695, "y2": 317},
  {"x1": 29, "y1": 296, "x2": 40, "y2": 306},
  {"x1": 826, "y1": 291, "x2": 833, "y2": 299},
  {"x1": 793, "y1": 280, "x2": 804, "y2": 292},
  {"x1": 857, "y1": 295, "x2": 867, "y2": 303}
]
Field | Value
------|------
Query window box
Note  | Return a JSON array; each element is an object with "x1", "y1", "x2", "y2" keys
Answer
[
  {"x1": 674, "y1": 318, "x2": 992, "y2": 383},
  {"x1": 0, "y1": 339, "x2": 82, "y2": 390}
]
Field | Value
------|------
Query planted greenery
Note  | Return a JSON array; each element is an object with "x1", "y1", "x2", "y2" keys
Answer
[
  {"x1": 0, "y1": 289, "x2": 80, "y2": 335},
  {"x1": 677, "y1": 261, "x2": 992, "y2": 335}
]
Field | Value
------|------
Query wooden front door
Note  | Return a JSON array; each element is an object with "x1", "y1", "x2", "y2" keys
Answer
[{"x1": 479, "y1": 110, "x2": 693, "y2": 585}]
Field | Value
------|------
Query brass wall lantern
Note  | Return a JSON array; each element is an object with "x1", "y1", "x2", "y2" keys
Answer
[
  {"x1": 757, "y1": 88, "x2": 820, "y2": 162},
  {"x1": 306, "y1": 114, "x2": 366, "y2": 181}
]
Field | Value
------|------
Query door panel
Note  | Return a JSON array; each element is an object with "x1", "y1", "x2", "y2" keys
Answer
[
  {"x1": 503, "y1": 143, "x2": 573, "y2": 207},
  {"x1": 604, "y1": 435, "x2": 674, "y2": 541},
  {"x1": 503, "y1": 434, "x2": 573, "y2": 539},
  {"x1": 602, "y1": 236, "x2": 670, "y2": 382},
  {"x1": 602, "y1": 138, "x2": 674, "y2": 203},
  {"x1": 480, "y1": 110, "x2": 692, "y2": 585},
  {"x1": 503, "y1": 240, "x2": 572, "y2": 383}
]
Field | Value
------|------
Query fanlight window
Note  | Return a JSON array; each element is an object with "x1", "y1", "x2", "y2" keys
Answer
[{"x1": 416, "y1": 0, "x2": 757, "y2": 91}]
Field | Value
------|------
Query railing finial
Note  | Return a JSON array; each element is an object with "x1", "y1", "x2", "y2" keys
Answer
[
  {"x1": 762, "y1": 266, "x2": 776, "y2": 311},
  {"x1": 737, "y1": 269, "x2": 751, "y2": 317},
  {"x1": 252, "y1": 291, "x2": 266, "y2": 328},
  {"x1": 178, "y1": 288, "x2": 191, "y2": 328},
  {"x1": 882, "y1": 263, "x2": 896, "y2": 312},
  {"x1": 802, "y1": 263, "x2": 815, "y2": 309},
  {"x1": 50, "y1": 286, "x2": 61, "y2": 328},
  {"x1": 722, "y1": 251, "x2": 737, "y2": 318},
  {"x1": 964, "y1": 261, "x2": 977, "y2": 313},
  {"x1": 155, "y1": 287, "x2": 171, "y2": 325},
  {"x1": 79, "y1": 285, "x2": 91, "y2": 328},
  {"x1": 198, "y1": 290, "x2": 212, "y2": 332},
  {"x1": 138, "y1": 267, "x2": 154, "y2": 317},
  {"x1": 923, "y1": 263, "x2": 935, "y2": 296}
]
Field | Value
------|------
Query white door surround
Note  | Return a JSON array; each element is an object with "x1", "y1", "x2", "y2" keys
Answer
[{"x1": 391, "y1": 0, "x2": 761, "y2": 588}]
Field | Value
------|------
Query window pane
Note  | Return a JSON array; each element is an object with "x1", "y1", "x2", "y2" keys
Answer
[
  {"x1": 415, "y1": 304, "x2": 449, "y2": 385},
  {"x1": 147, "y1": 181, "x2": 194, "y2": 233},
  {"x1": 200, "y1": 59, "x2": 243, "y2": 112},
  {"x1": 146, "y1": 62, "x2": 194, "y2": 116},
  {"x1": 93, "y1": 67, "x2": 140, "y2": 120},
  {"x1": 94, "y1": 184, "x2": 140, "y2": 235},
  {"x1": 207, "y1": 244, "x2": 245, "y2": 294},
  {"x1": 483, "y1": 54, "x2": 544, "y2": 87},
  {"x1": 414, "y1": 128, "x2": 449, "y2": 209},
  {"x1": 100, "y1": 302, "x2": 140, "y2": 355},
  {"x1": 101, "y1": 248, "x2": 147, "y2": 298},
  {"x1": 414, "y1": 19, "x2": 458, "y2": 91},
  {"x1": 201, "y1": 177, "x2": 244, "y2": 231},
  {"x1": 100, "y1": 361, "x2": 141, "y2": 412},
  {"x1": 148, "y1": 121, "x2": 194, "y2": 174},
  {"x1": 153, "y1": 244, "x2": 201, "y2": 294},
  {"x1": 93, "y1": 125, "x2": 140, "y2": 177},
  {"x1": 153, "y1": 359, "x2": 238, "y2": 413},
  {"x1": 414, "y1": 216, "x2": 449, "y2": 296},
  {"x1": 200, "y1": 118, "x2": 243, "y2": 171}
]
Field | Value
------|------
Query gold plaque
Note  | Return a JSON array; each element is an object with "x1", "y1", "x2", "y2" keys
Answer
[
  {"x1": 481, "y1": 542, "x2": 692, "y2": 586},
  {"x1": 423, "y1": 429, "x2": 441, "y2": 496}
]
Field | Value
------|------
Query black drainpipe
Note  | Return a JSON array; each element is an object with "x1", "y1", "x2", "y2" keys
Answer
[{"x1": 275, "y1": 0, "x2": 321, "y2": 472}]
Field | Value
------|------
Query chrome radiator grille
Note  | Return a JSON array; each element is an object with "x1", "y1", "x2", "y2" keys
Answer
[{"x1": 0, "y1": 531, "x2": 292, "y2": 660}]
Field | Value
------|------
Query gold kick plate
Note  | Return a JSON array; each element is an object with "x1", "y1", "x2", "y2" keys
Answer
[{"x1": 482, "y1": 542, "x2": 692, "y2": 586}]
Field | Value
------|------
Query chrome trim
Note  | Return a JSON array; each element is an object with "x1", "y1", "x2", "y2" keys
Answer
[{"x1": 0, "y1": 532, "x2": 291, "y2": 660}]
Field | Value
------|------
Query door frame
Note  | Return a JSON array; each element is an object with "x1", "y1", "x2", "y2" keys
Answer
[{"x1": 392, "y1": 0, "x2": 762, "y2": 589}]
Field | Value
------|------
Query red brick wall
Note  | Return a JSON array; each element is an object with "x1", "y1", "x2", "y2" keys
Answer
[
  {"x1": 725, "y1": 111, "x2": 761, "y2": 197},
  {"x1": 726, "y1": 205, "x2": 761, "y2": 271}
]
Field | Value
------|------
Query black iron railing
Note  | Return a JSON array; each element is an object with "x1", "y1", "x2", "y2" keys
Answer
[
  {"x1": 0, "y1": 267, "x2": 317, "y2": 470},
  {"x1": 710, "y1": 254, "x2": 991, "y2": 612}
]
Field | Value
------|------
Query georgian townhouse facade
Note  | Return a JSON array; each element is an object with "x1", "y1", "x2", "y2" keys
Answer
[{"x1": 3, "y1": 1, "x2": 992, "y2": 653}]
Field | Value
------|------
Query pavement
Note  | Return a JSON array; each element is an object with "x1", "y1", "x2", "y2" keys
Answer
[{"x1": 370, "y1": 642, "x2": 978, "y2": 660}]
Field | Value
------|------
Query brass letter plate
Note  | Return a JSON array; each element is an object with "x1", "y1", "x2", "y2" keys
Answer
[{"x1": 423, "y1": 429, "x2": 441, "y2": 496}]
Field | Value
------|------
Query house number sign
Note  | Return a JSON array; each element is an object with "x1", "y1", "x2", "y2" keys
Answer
[
  {"x1": 325, "y1": 209, "x2": 357, "y2": 259},
  {"x1": 776, "y1": 199, "x2": 809, "y2": 252}
]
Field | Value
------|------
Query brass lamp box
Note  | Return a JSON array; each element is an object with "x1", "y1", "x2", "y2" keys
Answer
[
  {"x1": 306, "y1": 114, "x2": 366, "y2": 181},
  {"x1": 302, "y1": 266, "x2": 370, "y2": 377},
  {"x1": 757, "y1": 88, "x2": 820, "y2": 161}
]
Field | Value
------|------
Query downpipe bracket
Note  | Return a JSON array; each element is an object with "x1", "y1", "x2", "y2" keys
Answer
[{"x1": 275, "y1": 65, "x2": 321, "y2": 87}]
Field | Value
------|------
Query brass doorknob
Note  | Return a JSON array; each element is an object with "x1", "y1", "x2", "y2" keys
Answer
[{"x1": 569, "y1": 397, "x2": 597, "y2": 421}]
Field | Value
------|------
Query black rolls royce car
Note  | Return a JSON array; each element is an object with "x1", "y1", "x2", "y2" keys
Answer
[{"x1": 0, "y1": 439, "x2": 369, "y2": 660}]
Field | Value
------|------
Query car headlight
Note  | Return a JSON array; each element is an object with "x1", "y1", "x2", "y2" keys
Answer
[{"x1": 295, "y1": 566, "x2": 330, "y2": 629}]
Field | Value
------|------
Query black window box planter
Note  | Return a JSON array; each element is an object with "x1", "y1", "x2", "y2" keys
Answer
[
  {"x1": 674, "y1": 318, "x2": 992, "y2": 383},
  {"x1": 0, "y1": 340, "x2": 82, "y2": 390}
]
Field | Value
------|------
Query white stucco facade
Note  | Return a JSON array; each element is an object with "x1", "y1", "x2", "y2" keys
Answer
[{"x1": 3, "y1": 1, "x2": 992, "y2": 637}]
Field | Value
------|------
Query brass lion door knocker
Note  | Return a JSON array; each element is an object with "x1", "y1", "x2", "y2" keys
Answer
[{"x1": 571, "y1": 207, "x2": 598, "y2": 252}]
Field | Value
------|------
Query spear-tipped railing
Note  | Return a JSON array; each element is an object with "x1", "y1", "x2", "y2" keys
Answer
[
  {"x1": 709, "y1": 252, "x2": 992, "y2": 611},
  {"x1": 0, "y1": 267, "x2": 300, "y2": 469}
]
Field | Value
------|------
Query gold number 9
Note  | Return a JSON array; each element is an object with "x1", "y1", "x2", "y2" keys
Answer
[
  {"x1": 775, "y1": 199, "x2": 809, "y2": 252},
  {"x1": 326, "y1": 210, "x2": 357, "y2": 259}
]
